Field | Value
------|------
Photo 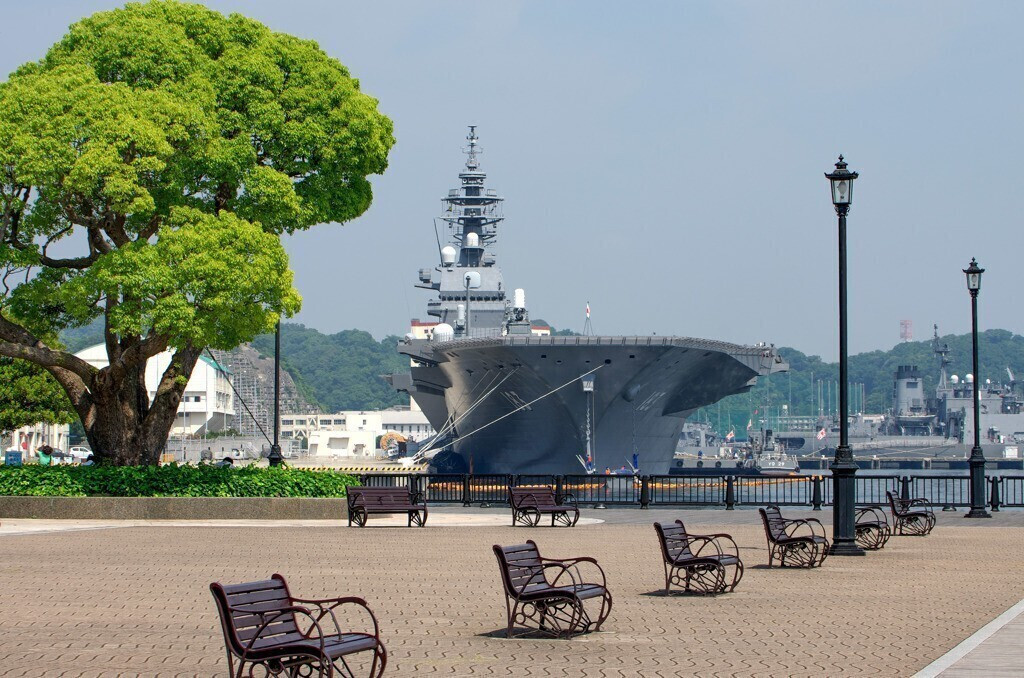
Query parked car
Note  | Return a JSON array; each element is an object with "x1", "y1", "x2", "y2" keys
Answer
[{"x1": 68, "y1": 446, "x2": 91, "y2": 460}]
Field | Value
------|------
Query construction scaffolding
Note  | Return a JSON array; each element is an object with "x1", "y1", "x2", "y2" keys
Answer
[{"x1": 207, "y1": 344, "x2": 319, "y2": 442}]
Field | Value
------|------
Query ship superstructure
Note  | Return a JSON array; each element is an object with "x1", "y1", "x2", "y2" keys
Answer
[{"x1": 389, "y1": 128, "x2": 787, "y2": 475}]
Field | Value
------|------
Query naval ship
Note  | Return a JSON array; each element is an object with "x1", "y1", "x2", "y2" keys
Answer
[
  {"x1": 387, "y1": 128, "x2": 787, "y2": 475},
  {"x1": 674, "y1": 325, "x2": 1024, "y2": 471}
]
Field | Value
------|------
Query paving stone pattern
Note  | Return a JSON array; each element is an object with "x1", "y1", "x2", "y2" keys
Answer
[{"x1": 1, "y1": 510, "x2": 1022, "y2": 677}]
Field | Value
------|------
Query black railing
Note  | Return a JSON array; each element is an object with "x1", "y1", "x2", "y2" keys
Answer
[
  {"x1": 647, "y1": 475, "x2": 726, "y2": 506},
  {"x1": 910, "y1": 475, "x2": 971, "y2": 509},
  {"x1": 819, "y1": 475, "x2": 901, "y2": 507},
  {"x1": 353, "y1": 473, "x2": 1024, "y2": 510},
  {"x1": 734, "y1": 476, "x2": 813, "y2": 506},
  {"x1": 562, "y1": 475, "x2": 640, "y2": 505}
]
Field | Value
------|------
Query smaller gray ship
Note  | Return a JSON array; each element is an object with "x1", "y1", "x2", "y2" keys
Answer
[{"x1": 676, "y1": 325, "x2": 1024, "y2": 469}]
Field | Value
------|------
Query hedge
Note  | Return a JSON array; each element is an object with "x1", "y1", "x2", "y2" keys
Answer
[{"x1": 0, "y1": 464, "x2": 358, "y2": 498}]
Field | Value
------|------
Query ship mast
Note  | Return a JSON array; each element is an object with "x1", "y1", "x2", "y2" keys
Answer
[
  {"x1": 933, "y1": 324, "x2": 951, "y2": 390},
  {"x1": 416, "y1": 127, "x2": 509, "y2": 336}
]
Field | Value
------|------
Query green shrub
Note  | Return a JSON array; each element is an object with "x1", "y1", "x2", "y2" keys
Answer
[{"x1": 0, "y1": 464, "x2": 357, "y2": 498}]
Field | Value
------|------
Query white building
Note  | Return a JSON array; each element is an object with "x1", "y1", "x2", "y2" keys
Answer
[
  {"x1": 75, "y1": 344, "x2": 235, "y2": 436},
  {"x1": 279, "y1": 407, "x2": 435, "y2": 458}
]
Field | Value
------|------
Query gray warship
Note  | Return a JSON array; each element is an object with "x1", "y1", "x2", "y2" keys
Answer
[
  {"x1": 675, "y1": 325, "x2": 1024, "y2": 470},
  {"x1": 388, "y1": 127, "x2": 787, "y2": 475}
]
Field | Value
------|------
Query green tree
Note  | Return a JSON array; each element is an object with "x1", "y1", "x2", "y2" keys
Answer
[
  {"x1": 0, "y1": 358, "x2": 76, "y2": 433},
  {"x1": 0, "y1": 2, "x2": 394, "y2": 464}
]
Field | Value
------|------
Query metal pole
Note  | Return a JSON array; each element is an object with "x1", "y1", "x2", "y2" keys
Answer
[
  {"x1": 268, "y1": 320, "x2": 283, "y2": 467},
  {"x1": 831, "y1": 207, "x2": 865, "y2": 555},
  {"x1": 966, "y1": 290, "x2": 990, "y2": 517},
  {"x1": 465, "y1": 275, "x2": 471, "y2": 337}
]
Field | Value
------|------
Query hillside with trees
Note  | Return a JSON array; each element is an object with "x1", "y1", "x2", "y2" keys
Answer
[{"x1": 251, "y1": 324, "x2": 410, "y2": 412}]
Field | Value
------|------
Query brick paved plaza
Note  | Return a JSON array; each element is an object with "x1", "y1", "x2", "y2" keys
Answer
[{"x1": 1, "y1": 508, "x2": 1022, "y2": 677}]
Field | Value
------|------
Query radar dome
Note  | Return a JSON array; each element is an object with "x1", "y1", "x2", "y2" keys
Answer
[
  {"x1": 513, "y1": 288, "x2": 526, "y2": 309},
  {"x1": 433, "y1": 323, "x2": 454, "y2": 342},
  {"x1": 966, "y1": 374, "x2": 974, "y2": 383},
  {"x1": 951, "y1": 375, "x2": 960, "y2": 384},
  {"x1": 465, "y1": 232, "x2": 481, "y2": 248},
  {"x1": 441, "y1": 246, "x2": 457, "y2": 266}
]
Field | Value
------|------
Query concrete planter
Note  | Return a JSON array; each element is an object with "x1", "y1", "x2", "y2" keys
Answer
[{"x1": 0, "y1": 496, "x2": 346, "y2": 520}]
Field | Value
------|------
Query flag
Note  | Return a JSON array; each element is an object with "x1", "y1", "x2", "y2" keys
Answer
[
  {"x1": 586, "y1": 302, "x2": 590, "y2": 318},
  {"x1": 725, "y1": 430, "x2": 735, "y2": 442},
  {"x1": 816, "y1": 427, "x2": 827, "y2": 440}
]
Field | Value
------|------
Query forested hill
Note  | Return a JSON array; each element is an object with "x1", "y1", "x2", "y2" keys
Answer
[
  {"x1": 693, "y1": 329, "x2": 1024, "y2": 437},
  {"x1": 251, "y1": 324, "x2": 410, "y2": 412}
]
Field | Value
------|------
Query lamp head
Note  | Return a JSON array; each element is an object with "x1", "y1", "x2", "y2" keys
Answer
[
  {"x1": 963, "y1": 257, "x2": 983, "y2": 294},
  {"x1": 825, "y1": 155, "x2": 858, "y2": 212}
]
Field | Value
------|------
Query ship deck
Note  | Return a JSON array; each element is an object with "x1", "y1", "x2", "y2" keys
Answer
[
  {"x1": 435, "y1": 333, "x2": 779, "y2": 360},
  {"x1": 2, "y1": 508, "x2": 1022, "y2": 676}
]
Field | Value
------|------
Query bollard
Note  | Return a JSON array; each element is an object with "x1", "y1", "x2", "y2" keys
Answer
[
  {"x1": 462, "y1": 474, "x2": 471, "y2": 507},
  {"x1": 725, "y1": 476, "x2": 735, "y2": 510},
  {"x1": 555, "y1": 475, "x2": 564, "y2": 504},
  {"x1": 812, "y1": 475, "x2": 822, "y2": 511},
  {"x1": 407, "y1": 473, "x2": 418, "y2": 497},
  {"x1": 990, "y1": 476, "x2": 1001, "y2": 512},
  {"x1": 900, "y1": 476, "x2": 911, "y2": 502},
  {"x1": 640, "y1": 475, "x2": 651, "y2": 509}
]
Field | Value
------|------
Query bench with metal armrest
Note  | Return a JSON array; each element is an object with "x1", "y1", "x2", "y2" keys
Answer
[
  {"x1": 759, "y1": 505, "x2": 830, "y2": 568},
  {"x1": 492, "y1": 539, "x2": 611, "y2": 638},
  {"x1": 654, "y1": 519, "x2": 744, "y2": 594},
  {"x1": 210, "y1": 573, "x2": 386, "y2": 678}
]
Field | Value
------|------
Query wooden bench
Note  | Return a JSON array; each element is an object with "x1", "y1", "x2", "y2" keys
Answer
[
  {"x1": 509, "y1": 486, "x2": 579, "y2": 527},
  {"x1": 493, "y1": 539, "x2": 612, "y2": 638},
  {"x1": 759, "y1": 505, "x2": 830, "y2": 568},
  {"x1": 210, "y1": 573, "x2": 386, "y2": 677},
  {"x1": 654, "y1": 520, "x2": 743, "y2": 594},
  {"x1": 854, "y1": 505, "x2": 891, "y2": 550},
  {"x1": 347, "y1": 486, "x2": 427, "y2": 527},
  {"x1": 886, "y1": 491, "x2": 936, "y2": 536}
]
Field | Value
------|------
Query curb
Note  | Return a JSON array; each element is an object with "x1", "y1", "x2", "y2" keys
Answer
[{"x1": 0, "y1": 496, "x2": 347, "y2": 520}]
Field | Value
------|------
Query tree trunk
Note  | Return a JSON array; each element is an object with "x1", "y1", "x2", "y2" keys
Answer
[
  {"x1": 79, "y1": 347, "x2": 201, "y2": 466},
  {"x1": 83, "y1": 362, "x2": 154, "y2": 465}
]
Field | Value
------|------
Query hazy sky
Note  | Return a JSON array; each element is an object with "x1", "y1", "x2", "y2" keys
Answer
[{"x1": 2, "y1": 1, "x2": 1021, "y2": 361}]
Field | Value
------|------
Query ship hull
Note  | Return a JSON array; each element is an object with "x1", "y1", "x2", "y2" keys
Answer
[{"x1": 399, "y1": 335, "x2": 781, "y2": 475}]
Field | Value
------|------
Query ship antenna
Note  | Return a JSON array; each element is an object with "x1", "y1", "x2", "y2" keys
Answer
[
  {"x1": 933, "y1": 323, "x2": 951, "y2": 389},
  {"x1": 464, "y1": 125, "x2": 481, "y2": 170}
]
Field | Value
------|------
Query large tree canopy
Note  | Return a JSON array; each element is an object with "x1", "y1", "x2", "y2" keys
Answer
[{"x1": 0, "y1": 1, "x2": 394, "y2": 464}]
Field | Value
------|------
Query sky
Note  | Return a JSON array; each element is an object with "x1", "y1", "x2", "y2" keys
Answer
[{"x1": 1, "y1": 1, "x2": 1021, "y2": 361}]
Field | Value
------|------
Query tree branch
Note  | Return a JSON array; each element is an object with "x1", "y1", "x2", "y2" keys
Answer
[
  {"x1": 116, "y1": 332, "x2": 168, "y2": 369},
  {"x1": 138, "y1": 214, "x2": 161, "y2": 241},
  {"x1": 104, "y1": 296, "x2": 121, "y2": 363},
  {"x1": 142, "y1": 344, "x2": 202, "y2": 454},
  {"x1": 0, "y1": 339, "x2": 96, "y2": 382},
  {"x1": 43, "y1": 364, "x2": 93, "y2": 426}
]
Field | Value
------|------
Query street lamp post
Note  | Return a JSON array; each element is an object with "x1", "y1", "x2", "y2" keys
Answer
[
  {"x1": 825, "y1": 156, "x2": 866, "y2": 556},
  {"x1": 267, "y1": 320, "x2": 283, "y2": 467},
  {"x1": 963, "y1": 258, "x2": 991, "y2": 518}
]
